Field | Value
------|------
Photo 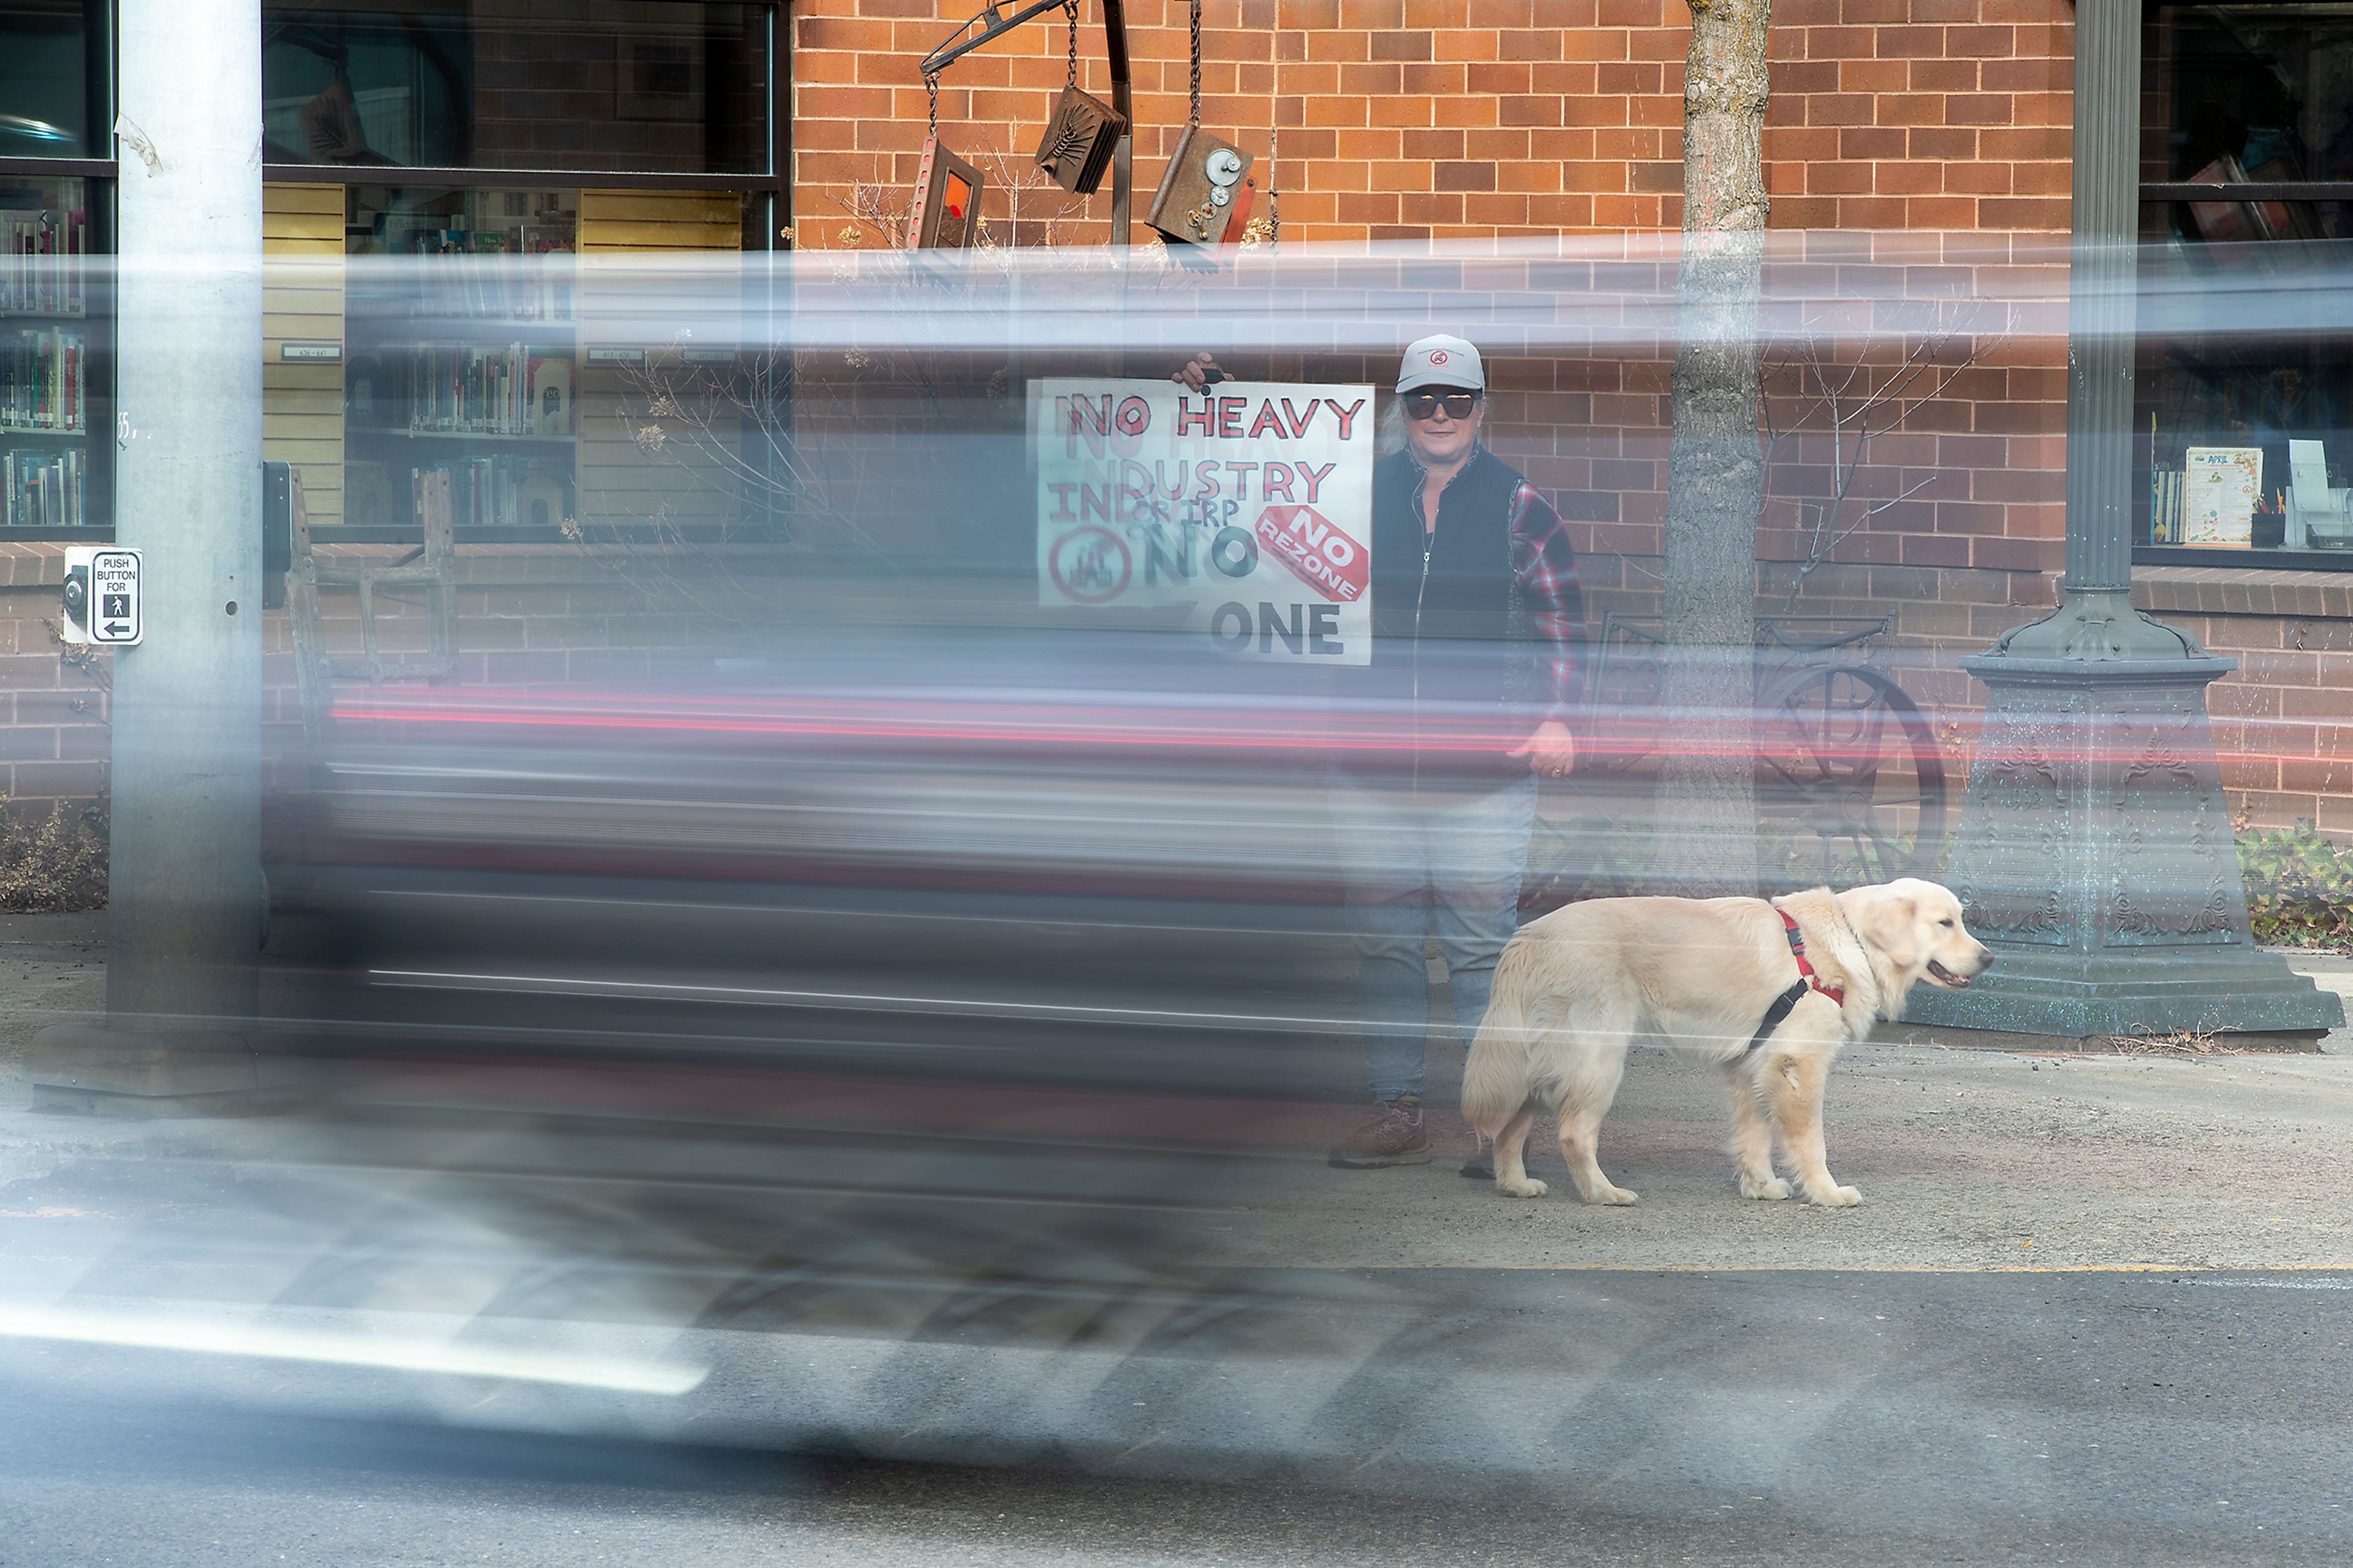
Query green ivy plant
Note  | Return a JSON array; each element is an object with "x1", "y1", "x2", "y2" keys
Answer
[{"x1": 2238, "y1": 825, "x2": 2353, "y2": 949}]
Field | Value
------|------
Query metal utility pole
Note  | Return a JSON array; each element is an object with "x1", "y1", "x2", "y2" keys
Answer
[
  {"x1": 31, "y1": 0, "x2": 269, "y2": 1105},
  {"x1": 1905, "y1": 0, "x2": 2340, "y2": 1044}
]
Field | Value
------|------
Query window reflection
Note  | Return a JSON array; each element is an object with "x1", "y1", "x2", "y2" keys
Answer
[
  {"x1": 261, "y1": 2, "x2": 767, "y2": 175},
  {"x1": 0, "y1": 0, "x2": 94, "y2": 159}
]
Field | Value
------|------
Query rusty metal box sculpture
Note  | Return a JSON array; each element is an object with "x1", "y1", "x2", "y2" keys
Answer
[
  {"x1": 1146, "y1": 126, "x2": 1255, "y2": 250},
  {"x1": 1033, "y1": 84, "x2": 1125, "y2": 197}
]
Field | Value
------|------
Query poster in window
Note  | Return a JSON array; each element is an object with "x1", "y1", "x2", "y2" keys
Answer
[{"x1": 2182, "y1": 447, "x2": 2261, "y2": 548}]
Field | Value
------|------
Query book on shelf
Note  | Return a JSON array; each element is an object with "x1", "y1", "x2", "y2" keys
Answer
[
  {"x1": 0, "y1": 205, "x2": 87, "y2": 315},
  {"x1": 414, "y1": 455, "x2": 569, "y2": 531},
  {"x1": 2, "y1": 445, "x2": 87, "y2": 528},
  {"x1": 1, "y1": 326, "x2": 85, "y2": 431},
  {"x1": 408, "y1": 344, "x2": 575, "y2": 437},
  {"x1": 2149, "y1": 464, "x2": 2184, "y2": 544}
]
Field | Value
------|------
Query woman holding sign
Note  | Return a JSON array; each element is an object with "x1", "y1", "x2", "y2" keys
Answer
[{"x1": 1178, "y1": 337, "x2": 1586, "y2": 1173}]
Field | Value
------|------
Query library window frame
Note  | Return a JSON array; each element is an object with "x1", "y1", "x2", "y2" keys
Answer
[
  {"x1": 2137, "y1": 0, "x2": 2353, "y2": 571},
  {"x1": 263, "y1": 1, "x2": 788, "y2": 545},
  {"x1": 0, "y1": 162, "x2": 112, "y2": 539},
  {"x1": 0, "y1": 1, "x2": 115, "y2": 537}
]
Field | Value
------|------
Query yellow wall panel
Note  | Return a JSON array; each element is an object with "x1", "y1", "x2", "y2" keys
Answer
[
  {"x1": 575, "y1": 190, "x2": 744, "y2": 529},
  {"x1": 263, "y1": 183, "x2": 346, "y2": 525}
]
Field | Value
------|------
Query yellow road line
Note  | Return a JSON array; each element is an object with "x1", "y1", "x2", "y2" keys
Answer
[{"x1": 1199, "y1": 1260, "x2": 2353, "y2": 1274}]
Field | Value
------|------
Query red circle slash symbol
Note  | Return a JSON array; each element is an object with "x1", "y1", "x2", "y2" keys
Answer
[{"x1": 1048, "y1": 526, "x2": 1132, "y2": 604}]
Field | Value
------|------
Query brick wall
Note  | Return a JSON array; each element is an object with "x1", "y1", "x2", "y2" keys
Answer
[
  {"x1": 2136, "y1": 569, "x2": 2353, "y2": 836},
  {"x1": 1765, "y1": 0, "x2": 2073, "y2": 234},
  {"x1": 0, "y1": 542, "x2": 797, "y2": 818},
  {"x1": 790, "y1": 0, "x2": 2073, "y2": 246},
  {"x1": 787, "y1": 4, "x2": 2078, "y2": 695},
  {"x1": 0, "y1": 550, "x2": 108, "y2": 814}
]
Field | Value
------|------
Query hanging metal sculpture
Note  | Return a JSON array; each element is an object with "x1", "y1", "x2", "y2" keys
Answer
[
  {"x1": 919, "y1": 0, "x2": 1135, "y2": 244},
  {"x1": 908, "y1": 77, "x2": 987, "y2": 250},
  {"x1": 1146, "y1": 0, "x2": 1254, "y2": 254},
  {"x1": 1033, "y1": 0, "x2": 1124, "y2": 195}
]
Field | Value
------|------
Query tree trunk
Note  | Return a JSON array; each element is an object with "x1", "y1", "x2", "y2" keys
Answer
[{"x1": 1653, "y1": 0, "x2": 1769, "y2": 898}]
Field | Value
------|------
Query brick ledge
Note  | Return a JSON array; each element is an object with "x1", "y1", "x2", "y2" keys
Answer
[{"x1": 2134, "y1": 566, "x2": 2353, "y2": 621}]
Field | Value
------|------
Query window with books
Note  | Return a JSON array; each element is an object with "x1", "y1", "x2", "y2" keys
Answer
[
  {"x1": 343, "y1": 185, "x2": 578, "y2": 532},
  {"x1": 2139, "y1": 1, "x2": 2353, "y2": 561},
  {"x1": 0, "y1": 172, "x2": 96, "y2": 530},
  {"x1": 261, "y1": 2, "x2": 767, "y2": 176}
]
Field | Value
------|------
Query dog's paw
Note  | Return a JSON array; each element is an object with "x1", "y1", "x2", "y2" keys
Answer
[
  {"x1": 1740, "y1": 1173, "x2": 1792, "y2": 1201},
  {"x1": 1585, "y1": 1184, "x2": 1639, "y2": 1206},
  {"x1": 1498, "y1": 1176, "x2": 1548, "y2": 1199},
  {"x1": 1803, "y1": 1182, "x2": 1862, "y2": 1208}
]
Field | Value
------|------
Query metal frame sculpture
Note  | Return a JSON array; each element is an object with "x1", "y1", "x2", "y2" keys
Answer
[{"x1": 919, "y1": 0, "x2": 1135, "y2": 246}]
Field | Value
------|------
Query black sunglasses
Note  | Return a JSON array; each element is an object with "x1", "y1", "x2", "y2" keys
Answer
[{"x1": 1403, "y1": 390, "x2": 1480, "y2": 420}]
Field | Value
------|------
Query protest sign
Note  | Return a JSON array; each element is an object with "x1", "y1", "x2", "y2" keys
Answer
[{"x1": 1031, "y1": 378, "x2": 1377, "y2": 665}]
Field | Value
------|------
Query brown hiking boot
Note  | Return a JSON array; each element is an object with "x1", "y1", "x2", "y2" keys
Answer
[{"x1": 1327, "y1": 1098, "x2": 1433, "y2": 1168}]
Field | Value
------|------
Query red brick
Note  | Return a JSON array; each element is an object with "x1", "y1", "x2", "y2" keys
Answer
[
  {"x1": 1807, "y1": 93, "x2": 1877, "y2": 126},
  {"x1": 1907, "y1": 126, "x2": 1977, "y2": 161},
  {"x1": 1908, "y1": 57, "x2": 1979, "y2": 93},
  {"x1": 1875, "y1": 160, "x2": 1945, "y2": 195},
  {"x1": 1878, "y1": 94, "x2": 1948, "y2": 127},
  {"x1": 1979, "y1": 197, "x2": 2070, "y2": 230},
  {"x1": 1945, "y1": 93, "x2": 2018, "y2": 127},
  {"x1": 1840, "y1": 60, "x2": 1911, "y2": 95},
  {"x1": 1911, "y1": 194, "x2": 1985, "y2": 227},
  {"x1": 1434, "y1": 159, "x2": 1499, "y2": 191}
]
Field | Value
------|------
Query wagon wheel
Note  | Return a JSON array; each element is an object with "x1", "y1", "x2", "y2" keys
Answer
[{"x1": 1755, "y1": 666, "x2": 1948, "y2": 891}]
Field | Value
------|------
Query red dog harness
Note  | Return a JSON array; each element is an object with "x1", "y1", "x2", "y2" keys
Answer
[{"x1": 1744, "y1": 905, "x2": 1847, "y2": 1053}]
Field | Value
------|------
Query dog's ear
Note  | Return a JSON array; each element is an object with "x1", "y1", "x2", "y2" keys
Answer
[{"x1": 1855, "y1": 889, "x2": 1921, "y2": 971}]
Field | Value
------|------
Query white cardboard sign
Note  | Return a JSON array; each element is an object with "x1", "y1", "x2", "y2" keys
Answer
[{"x1": 1031, "y1": 378, "x2": 1377, "y2": 665}]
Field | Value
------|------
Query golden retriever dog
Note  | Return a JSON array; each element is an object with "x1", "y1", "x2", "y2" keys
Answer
[{"x1": 1460, "y1": 878, "x2": 1991, "y2": 1208}]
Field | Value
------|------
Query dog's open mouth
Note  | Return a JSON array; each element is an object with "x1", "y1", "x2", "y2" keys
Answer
[{"x1": 1928, "y1": 959, "x2": 1972, "y2": 988}]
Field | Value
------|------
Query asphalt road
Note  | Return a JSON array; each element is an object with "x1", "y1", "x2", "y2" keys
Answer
[
  {"x1": 2, "y1": 917, "x2": 2351, "y2": 1566},
  {"x1": 0, "y1": 1266, "x2": 2347, "y2": 1567}
]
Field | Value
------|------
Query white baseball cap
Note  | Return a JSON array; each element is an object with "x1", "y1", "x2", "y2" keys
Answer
[{"x1": 1396, "y1": 334, "x2": 1485, "y2": 393}]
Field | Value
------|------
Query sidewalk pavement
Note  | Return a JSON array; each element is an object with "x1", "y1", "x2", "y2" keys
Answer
[{"x1": 3, "y1": 913, "x2": 2350, "y2": 1276}]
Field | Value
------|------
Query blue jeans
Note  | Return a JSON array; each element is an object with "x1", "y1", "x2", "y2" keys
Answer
[{"x1": 1327, "y1": 771, "x2": 1539, "y2": 1102}]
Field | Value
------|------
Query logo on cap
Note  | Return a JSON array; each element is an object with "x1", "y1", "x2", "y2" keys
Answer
[{"x1": 1428, "y1": 350, "x2": 1449, "y2": 365}]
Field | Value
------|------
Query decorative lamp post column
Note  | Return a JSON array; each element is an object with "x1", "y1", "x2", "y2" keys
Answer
[{"x1": 1903, "y1": 0, "x2": 2343, "y2": 1043}]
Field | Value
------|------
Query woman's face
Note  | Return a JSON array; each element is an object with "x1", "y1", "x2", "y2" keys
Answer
[{"x1": 1405, "y1": 387, "x2": 1483, "y2": 469}]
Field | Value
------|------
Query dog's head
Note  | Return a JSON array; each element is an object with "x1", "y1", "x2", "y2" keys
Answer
[{"x1": 1842, "y1": 878, "x2": 1993, "y2": 993}]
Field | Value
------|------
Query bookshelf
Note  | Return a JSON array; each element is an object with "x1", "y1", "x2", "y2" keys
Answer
[
  {"x1": 0, "y1": 174, "x2": 96, "y2": 530},
  {"x1": 343, "y1": 186, "x2": 578, "y2": 532}
]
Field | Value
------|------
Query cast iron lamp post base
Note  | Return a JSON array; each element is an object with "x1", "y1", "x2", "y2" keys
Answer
[
  {"x1": 1914, "y1": 1, "x2": 2341, "y2": 1047},
  {"x1": 1904, "y1": 588, "x2": 2344, "y2": 1042}
]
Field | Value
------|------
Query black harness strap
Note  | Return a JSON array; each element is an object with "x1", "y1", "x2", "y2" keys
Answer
[{"x1": 1745, "y1": 978, "x2": 1811, "y2": 1055}]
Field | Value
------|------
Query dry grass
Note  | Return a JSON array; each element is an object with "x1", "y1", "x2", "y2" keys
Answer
[{"x1": 2099, "y1": 1009, "x2": 2251, "y2": 1058}]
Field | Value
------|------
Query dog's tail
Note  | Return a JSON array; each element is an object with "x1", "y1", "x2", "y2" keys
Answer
[{"x1": 1460, "y1": 939, "x2": 1536, "y2": 1138}]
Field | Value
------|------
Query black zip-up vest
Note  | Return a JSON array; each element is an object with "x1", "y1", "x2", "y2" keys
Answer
[{"x1": 1351, "y1": 444, "x2": 1543, "y2": 778}]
